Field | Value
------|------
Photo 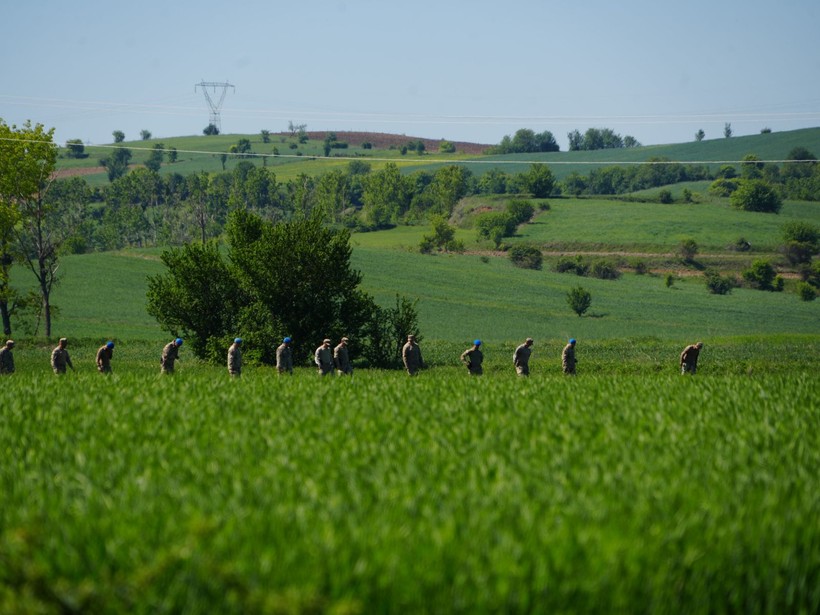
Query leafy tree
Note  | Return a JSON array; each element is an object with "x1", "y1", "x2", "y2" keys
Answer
[
  {"x1": 509, "y1": 245, "x2": 542, "y2": 270},
  {"x1": 314, "y1": 170, "x2": 350, "y2": 222},
  {"x1": 741, "y1": 154, "x2": 764, "y2": 179},
  {"x1": 730, "y1": 180, "x2": 782, "y2": 213},
  {"x1": 167, "y1": 147, "x2": 178, "y2": 163},
  {"x1": 796, "y1": 281, "x2": 816, "y2": 301},
  {"x1": 361, "y1": 163, "x2": 411, "y2": 228},
  {"x1": 743, "y1": 259, "x2": 778, "y2": 291},
  {"x1": 439, "y1": 140, "x2": 455, "y2": 153},
  {"x1": 475, "y1": 212, "x2": 515, "y2": 248},
  {"x1": 782, "y1": 146, "x2": 817, "y2": 180},
  {"x1": 679, "y1": 238, "x2": 698, "y2": 262},
  {"x1": 112, "y1": 130, "x2": 125, "y2": 143},
  {"x1": 260, "y1": 130, "x2": 271, "y2": 143},
  {"x1": 522, "y1": 164, "x2": 556, "y2": 198},
  {"x1": 145, "y1": 144, "x2": 164, "y2": 172},
  {"x1": 695, "y1": 129, "x2": 705, "y2": 142},
  {"x1": 760, "y1": 127, "x2": 772, "y2": 134},
  {"x1": 100, "y1": 147, "x2": 132, "y2": 182},
  {"x1": 203, "y1": 124, "x2": 219, "y2": 136},
  {"x1": 65, "y1": 138, "x2": 87, "y2": 159},
  {"x1": 225, "y1": 210, "x2": 376, "y2": 364},
  {"x1": 781, "y1": 221, "x2": 819, "y2": 264},
  {"x1": 566, "y1": 286, "x2": 592, "y2": 317},
  {"x1": 623, "y1": 135, "x2": 641, "y2": 148},
  {"x1": 429, "y1": 165, "x2": 469, "y2": 216},
  {"x1": 140, "y1": 130, "x2": 151, "y2": 141},
  {"x1": 0, "y1": 120, "x2": 61, "y2": 336},
  {"x1": 704, "y1": 270, "x2": 733, "y2": 295},
  {"x1": 419, "y1": 215, "x2": 464, "y2": 253},
  {"x1": 147, "y1": 240, "x2": 245, "y2": 361},
  {"x1": 723, "y1": 123, "x2": 732, "y2": 138}
]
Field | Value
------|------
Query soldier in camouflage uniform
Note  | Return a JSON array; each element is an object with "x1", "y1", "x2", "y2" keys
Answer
[
  {"x1": 460, "y1": 340, "x2": 484, "y2": 376},
  {"x1": 314, "y1": 338, "x2": 334, "y2": 376},
  {"x1": 402, "y1": 334, "x2": 423, "y2": 376},
  {"x1": 96, "y1": 341, "x2": 115, "y2": 374},
  {"x1": 334, "y1": 337, "x2": 353, "y2": 376},
  {"x1": 0, "y1": 340, "x2": 15, "y2": 375},
  {"x1": 562, "y1": 339, "x2": 577, "y2": 375},
  {"x1": 51, "y1": 338, "x2": 75, "y2": 374},
  {"x1": 227, "y1": 338, "x2": 242, "y2": 377},
  {"x1": 161, "y1": 338, "x2": 183, "y2": 374},
  {"x1": 276, "y1": 337, "x2": 293, "y2": 375},
  {"x1": 513, "y1": 338, "x2": 534, "y2": 376}
]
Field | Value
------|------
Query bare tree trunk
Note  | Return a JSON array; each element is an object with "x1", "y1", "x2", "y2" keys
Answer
[{"x1": 0, "y1": 301, "x2": 10, "y2": 336}]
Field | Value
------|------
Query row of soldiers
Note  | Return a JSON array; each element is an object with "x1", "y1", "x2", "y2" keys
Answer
[{"x1": 0, "y1": 337, "x2": 704, "y2": 377}]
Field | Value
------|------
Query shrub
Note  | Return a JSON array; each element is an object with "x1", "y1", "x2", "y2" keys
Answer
[
  {"x1": 797, "y1": 261, "x2": 820, "y2": 287},
  {"x1": 590, "y1": 259, "x2": 621, "y2": 280},
  {"x1": 633, "y1": 260, "x2": 649, "y2": 275},
  {"x1": 679, "y1": 238, "x2": 699, "y2": 262},
  {"x1": 566, "y1": 286, "x2": 592, "y2": 317},
  {"x1": 556, "y1": 256, "x2": 588, "y2": 276},
  {"x1": 506, "y1": 200, "x2": 535, "y2": 225},
  {"x1": 781, "y1": 222, "x2": 819, "y2": 265},
  {"x1": 681, "y1": 188, "x2": 693, "y2": 203},
  {"x1": 709, "y1": 178, "x2": 739, "y2": 197},
  {"x1": 658, "y1": 189, "x2": 673, "y2": 204},
  {"x1": 797, "y1": 281, "x2": 817, "y2": 301},
  {"x1": 665, "y1": 274, "x2": 675, "y2": 288},
  {"x1": 704, "y1": 270, "x2": 733, "y2": 295},
  {"x1": 731, "y1": 237, "x2": 751, "y2": 252},
  {"x1": 743, "y1": 259, "x2": 778, "y2": 291},
  {"x1": 509, "y1": 245, "x2": 543, "y2": 270},
  {"x1": 730, "y1": 180, "x2": 783, "y2": 213}
]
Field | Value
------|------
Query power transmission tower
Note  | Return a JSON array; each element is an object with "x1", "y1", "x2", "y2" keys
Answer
[{"x1": 195, "y1": 80, "x2": 235, "y2": 133}]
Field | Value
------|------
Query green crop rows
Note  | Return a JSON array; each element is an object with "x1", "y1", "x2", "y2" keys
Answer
[{"x1": 2, "y1": 363, "x2": 819, "y2": 613}]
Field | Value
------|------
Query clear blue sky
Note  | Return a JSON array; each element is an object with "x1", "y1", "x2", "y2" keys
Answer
[{"x1": 2, "y1": 0, "x2": 819, "y2": 150}]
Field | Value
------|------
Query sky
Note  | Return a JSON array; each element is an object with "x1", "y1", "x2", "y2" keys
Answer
[{"x1": 2, "y1": 0, "x2": 819, "y2": 151}]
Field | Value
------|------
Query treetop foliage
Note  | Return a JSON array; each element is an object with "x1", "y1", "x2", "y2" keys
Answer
[{"x1": 147, "y1": 209, "x2": 419, "y2": 368}]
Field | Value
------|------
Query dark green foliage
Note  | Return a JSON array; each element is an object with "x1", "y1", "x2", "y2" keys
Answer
[
  {"x1": 522, "y1": 164, "x2": 556, "y2": 198},
  {"x1": 743, "y1": 259, "x2": 779, "y2": 291},
  {"x1": 781, "y1": 222, "x2": 819, "y2": 264},
  {"x1": 665, "y1": 274, "x2": 675, "y2": 288},
  {"x1": 203, "y1": 124, "x2": 219, "y2": 136},
  {"x1": 64, "y1": 138, "x2": 87, "y2": 159},
  {"x1": 509, "y1": 245, "x2": 543, "y2": 270},
  {"x1": 147, "y1": 210, "x2": 411, "y2": 367},
  {"x1": 359, "y1": 294, "x2": 422, "y2": 368},
  {"x1": 487, "y1": 128, "x2": 559, "y2": 154},
  {"x1": 633, "y1": 260, "x2": 649, "y2": 275},
  {"x1": 144, "y1": 144, "x2": 164, "y2": 172},
  {"x1": 796, "y1": 281, "x2": 816, "y2": 301},
  {"x1": 730, "y1": 180, "x2": 782, "y2": 213},
  {"x1": 146, "y1": 240, "x2": 244, "y2": 361},
  {"x1": 658, "y1": 189, "x2": 673, "y2": 204},
  {"x1": 566, "y1": 286, "x2": 592, "y2": 316},
  {"x1": 99, "y1": 147, "x2": 132, "y2": 182},
  {"x1": 709, "y1": 177, "x2": 740, "y2": 197},
  {"x1": 506, "y1": 199, "x2": 535, "y2": 225},
  {"x1": 112, "y1": 130, "x2": 125, "y2": 143},
  {"x1": 589, "y1": 260, "x2": 621, "y2": 280},
  {"x1": 556, "y1": 256, "x2": 589, "y2": 276},
  {"x1": 419, "y1": 215, "x2": 464, "y2": 253},
  {"x1": 705, "y1": 270, "x2": 734, "y2": 295},
  {"x1": 679, "y1": 238, "x2": 699, "y2": 262},
  {"x1": 797, "y1": 261, "x2": 820, "y2": 288},
  {"x1": 731, "y1": 237, "x2": 752, "y2": 252}
]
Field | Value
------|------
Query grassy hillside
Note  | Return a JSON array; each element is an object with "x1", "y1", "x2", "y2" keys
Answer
[
  {"x1": 55, "y1": 127, "x2": 820, "y2": 186},
  {"x1": 8, "y1": 227, "x2": 818, "y2": 348}
]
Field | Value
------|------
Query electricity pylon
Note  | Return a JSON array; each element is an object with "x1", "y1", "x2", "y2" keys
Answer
[{"x1": 194, "y1": 80, "x2": 235, "y2": 133}]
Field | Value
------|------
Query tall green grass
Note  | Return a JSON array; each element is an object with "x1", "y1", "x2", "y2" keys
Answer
[{"x1": 1, "y1": 368, "x2": 818, "y2": 613}]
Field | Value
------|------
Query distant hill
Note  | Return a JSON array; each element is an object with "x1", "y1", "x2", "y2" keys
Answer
[
  {"x1": 53, "y1": 127, "x2": 820, "y2": 185},
  {"x1": 277, "y1": 131, "x2": 493, "y2": 155}
]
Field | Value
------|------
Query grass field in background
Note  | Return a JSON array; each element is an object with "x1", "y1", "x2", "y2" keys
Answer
[
  {"x1": 508, "y1": 198, "x2": 820, "y2": 252},
  {"x1": 56, "y1": 127, "x2": 820, "y2": 186}
]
